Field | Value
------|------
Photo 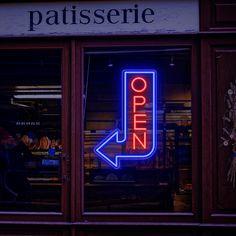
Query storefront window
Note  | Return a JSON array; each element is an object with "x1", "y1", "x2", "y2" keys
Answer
[
  {"x1": 0, "y1": 49, "x2": 62, "y2": 212},
  {"x1": 84, "y1": 47, "x2": 192, "y2": 212}
]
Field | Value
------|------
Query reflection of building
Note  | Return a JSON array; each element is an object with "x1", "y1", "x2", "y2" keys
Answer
[{"x1": 0, "y1": 0, "x2": 236, "y2": 235}]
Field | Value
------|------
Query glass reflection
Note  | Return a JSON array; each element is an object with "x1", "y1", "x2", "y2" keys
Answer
[{"x1": 0, "y1": 50, "x2": 62, "y2": 212}]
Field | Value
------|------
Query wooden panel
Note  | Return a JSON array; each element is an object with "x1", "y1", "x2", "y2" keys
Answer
[
  {"x1": 81, "y1": 229, "x2": 197, "y2": 236},
  {"x1": 202, "y1": 38, "x2": 236, "y2": 223},
  {"x1": 215, "y1": 49, "x2": 236, "y2": 211},
  {"x1": 215, "y1": 3, "x2": 236, "y2": 23},
  {"x1": 203, "y1": 228, "x2": 236, "y2": 236},
  {"x1": 0, "y1": 233, "x2": 61, "y2": 236},
  {"x1": 200, "y1": 0, "x2": 236, "y2": 31},
  {"x1": 83, "y1": 233, "x2": 193, "y2": 236},
  {"x1": 0, "y1": 226, "x2": 68, "y2": 236}
]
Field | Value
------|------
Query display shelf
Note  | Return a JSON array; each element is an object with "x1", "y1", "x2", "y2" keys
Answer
[{"x1": 84, "y1": 100, "x2": 192, "y2": 212}]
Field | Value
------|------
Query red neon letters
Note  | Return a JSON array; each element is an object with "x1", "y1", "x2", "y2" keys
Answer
[{"x1": 131, "y1": 76, "x2": 148, "y2": 150}]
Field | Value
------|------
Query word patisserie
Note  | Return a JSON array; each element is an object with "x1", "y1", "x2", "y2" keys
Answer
[{"x1": 28, "y1": 4, "x2": 155, "y2": 31}]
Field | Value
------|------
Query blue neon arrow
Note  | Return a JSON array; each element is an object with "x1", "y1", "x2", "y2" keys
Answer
[{"x1": 94, "y1": 69, "x2": 157, "y2": 169}]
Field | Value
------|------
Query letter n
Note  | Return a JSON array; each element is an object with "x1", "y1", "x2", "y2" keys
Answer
[{"x1": 132, "y1": 132, "x2": 147, "y2": 149}]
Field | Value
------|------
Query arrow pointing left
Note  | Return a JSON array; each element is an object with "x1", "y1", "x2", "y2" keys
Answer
[{"x1": 94, "y1": 69, "x2": 157, "y2": 169}]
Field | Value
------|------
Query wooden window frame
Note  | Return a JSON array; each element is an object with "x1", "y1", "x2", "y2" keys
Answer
[
  {"x1": 72, "y1": 37, "x2": 201, "y2": 223},
  {"x1": 0, "y1": 36, "x2": 201, "y2": 224},
  {"x1": 0, "y1": 39, "x2": 71, "y2": 222}
]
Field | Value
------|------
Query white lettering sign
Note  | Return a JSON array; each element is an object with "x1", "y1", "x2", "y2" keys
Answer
[{"x1": 0, "y1": 1, "x2": 199, "y2": 37}]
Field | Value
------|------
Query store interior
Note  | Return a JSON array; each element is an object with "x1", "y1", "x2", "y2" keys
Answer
[
  {"x1": 0, "y1": 49, "x2": 62, "y2": 212},
  {"x1": 0, "y1": 46, "x2": 192, "y2": 213},
  {"x1": 83, "y1": 46, "x2": 192, "y2": 212}
]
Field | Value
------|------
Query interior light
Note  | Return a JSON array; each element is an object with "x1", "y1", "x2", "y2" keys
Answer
[
  {"x1": 14, "y1": 85, "x2": 61, "y2": 89},
  {"x1": 15, "y1": 89, "x2": 60, "y2": 93},
  {"x1": 10, "y1": 98, "x2": 31, "y2": 108},
  {"x1": 107, "y1": 57, "x2": 114, "y2": 67},
  {"x1": 13, "y1": 94, "x2": 61, "y2": 99},
  {"x1": 169, "y1": 56, "x2": 175, "y2": 66}
]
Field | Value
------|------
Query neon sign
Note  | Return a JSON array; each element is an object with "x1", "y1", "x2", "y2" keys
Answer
[{"x1": 94, "y1": 69, "x2": 157, "y2": 169}]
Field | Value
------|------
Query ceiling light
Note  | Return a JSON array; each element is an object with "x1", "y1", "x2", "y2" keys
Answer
[
  {"x1": 169, "y1": 56, "x2": 175, "y2": 66},
  {"x1": 13, "y1": 94, "x2": 61, "y2": 99}
]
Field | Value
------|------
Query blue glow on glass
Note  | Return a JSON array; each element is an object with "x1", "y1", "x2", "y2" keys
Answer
[{"x1": 94, "y1": 69, "x2": 157, "y2": 169}]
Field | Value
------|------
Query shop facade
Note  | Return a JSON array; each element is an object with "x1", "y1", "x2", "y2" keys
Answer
[{"x1": 0, "y1": 0, "x2": 235, "y2": 235}]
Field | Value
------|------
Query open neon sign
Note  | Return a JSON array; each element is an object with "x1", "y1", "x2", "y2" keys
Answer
[{"x1": 94, "y1": 69, "x2": 157, "y2": 169}]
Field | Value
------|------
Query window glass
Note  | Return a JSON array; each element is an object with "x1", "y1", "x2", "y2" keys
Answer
[
  {"x1": 0, "y1": 49, "x2": 62, "y2": 212},
  {"x1": 84, "y1": 47, "x2": 192, "y2": 212}
]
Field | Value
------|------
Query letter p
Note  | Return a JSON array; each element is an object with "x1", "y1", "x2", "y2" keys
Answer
[
  {"x1": 29, "y1": 11, "x2": 42, "y2": 31},
  {"x1": 133, "y1": 95, "x2": 146, "y2": 113}
]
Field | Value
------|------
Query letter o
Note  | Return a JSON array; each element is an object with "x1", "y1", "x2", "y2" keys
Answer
[{"x1": 131, "y1": 77, "x2": 147, "y2": 93}]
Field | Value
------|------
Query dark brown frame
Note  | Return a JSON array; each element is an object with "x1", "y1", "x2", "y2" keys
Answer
[
  {"x1": 72, "y1": 36, "x2": 201, "y2": 224},
  {"x1": 0, "y1": 39, "x2": 71, "y2": 222},
  {"x1": 200, "y1": 0, "x2": 236, "y2": 32},
  {"x1": 0, "y1": 0, "x2": 236, "y2": 234},
  {"x1": 202, "y1": 36, "x2": 236, "y2": 224}
]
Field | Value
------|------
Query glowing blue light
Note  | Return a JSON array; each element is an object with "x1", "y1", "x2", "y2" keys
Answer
[{"x1": 94, "y1": 69, "x2": 157, "y2": 169}]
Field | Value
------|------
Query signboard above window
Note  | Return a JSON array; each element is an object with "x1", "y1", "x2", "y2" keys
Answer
[{"x1": 0, "y1": 0, "x2": 199, "y2": 37}]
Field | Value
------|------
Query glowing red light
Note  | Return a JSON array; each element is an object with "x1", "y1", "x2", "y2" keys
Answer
[
  {"x1": 133, "y1": 96, "x2": 146, "y2": 113},
  {"x1": 131, "y1": 76, "x2": 147, "y2": 93},
  {"x1": 132, "y1": 132, "x2": 147, "y2": 150},
  {"x1": 133, "y1": 114, "x2": 147, "y2": 130}
]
